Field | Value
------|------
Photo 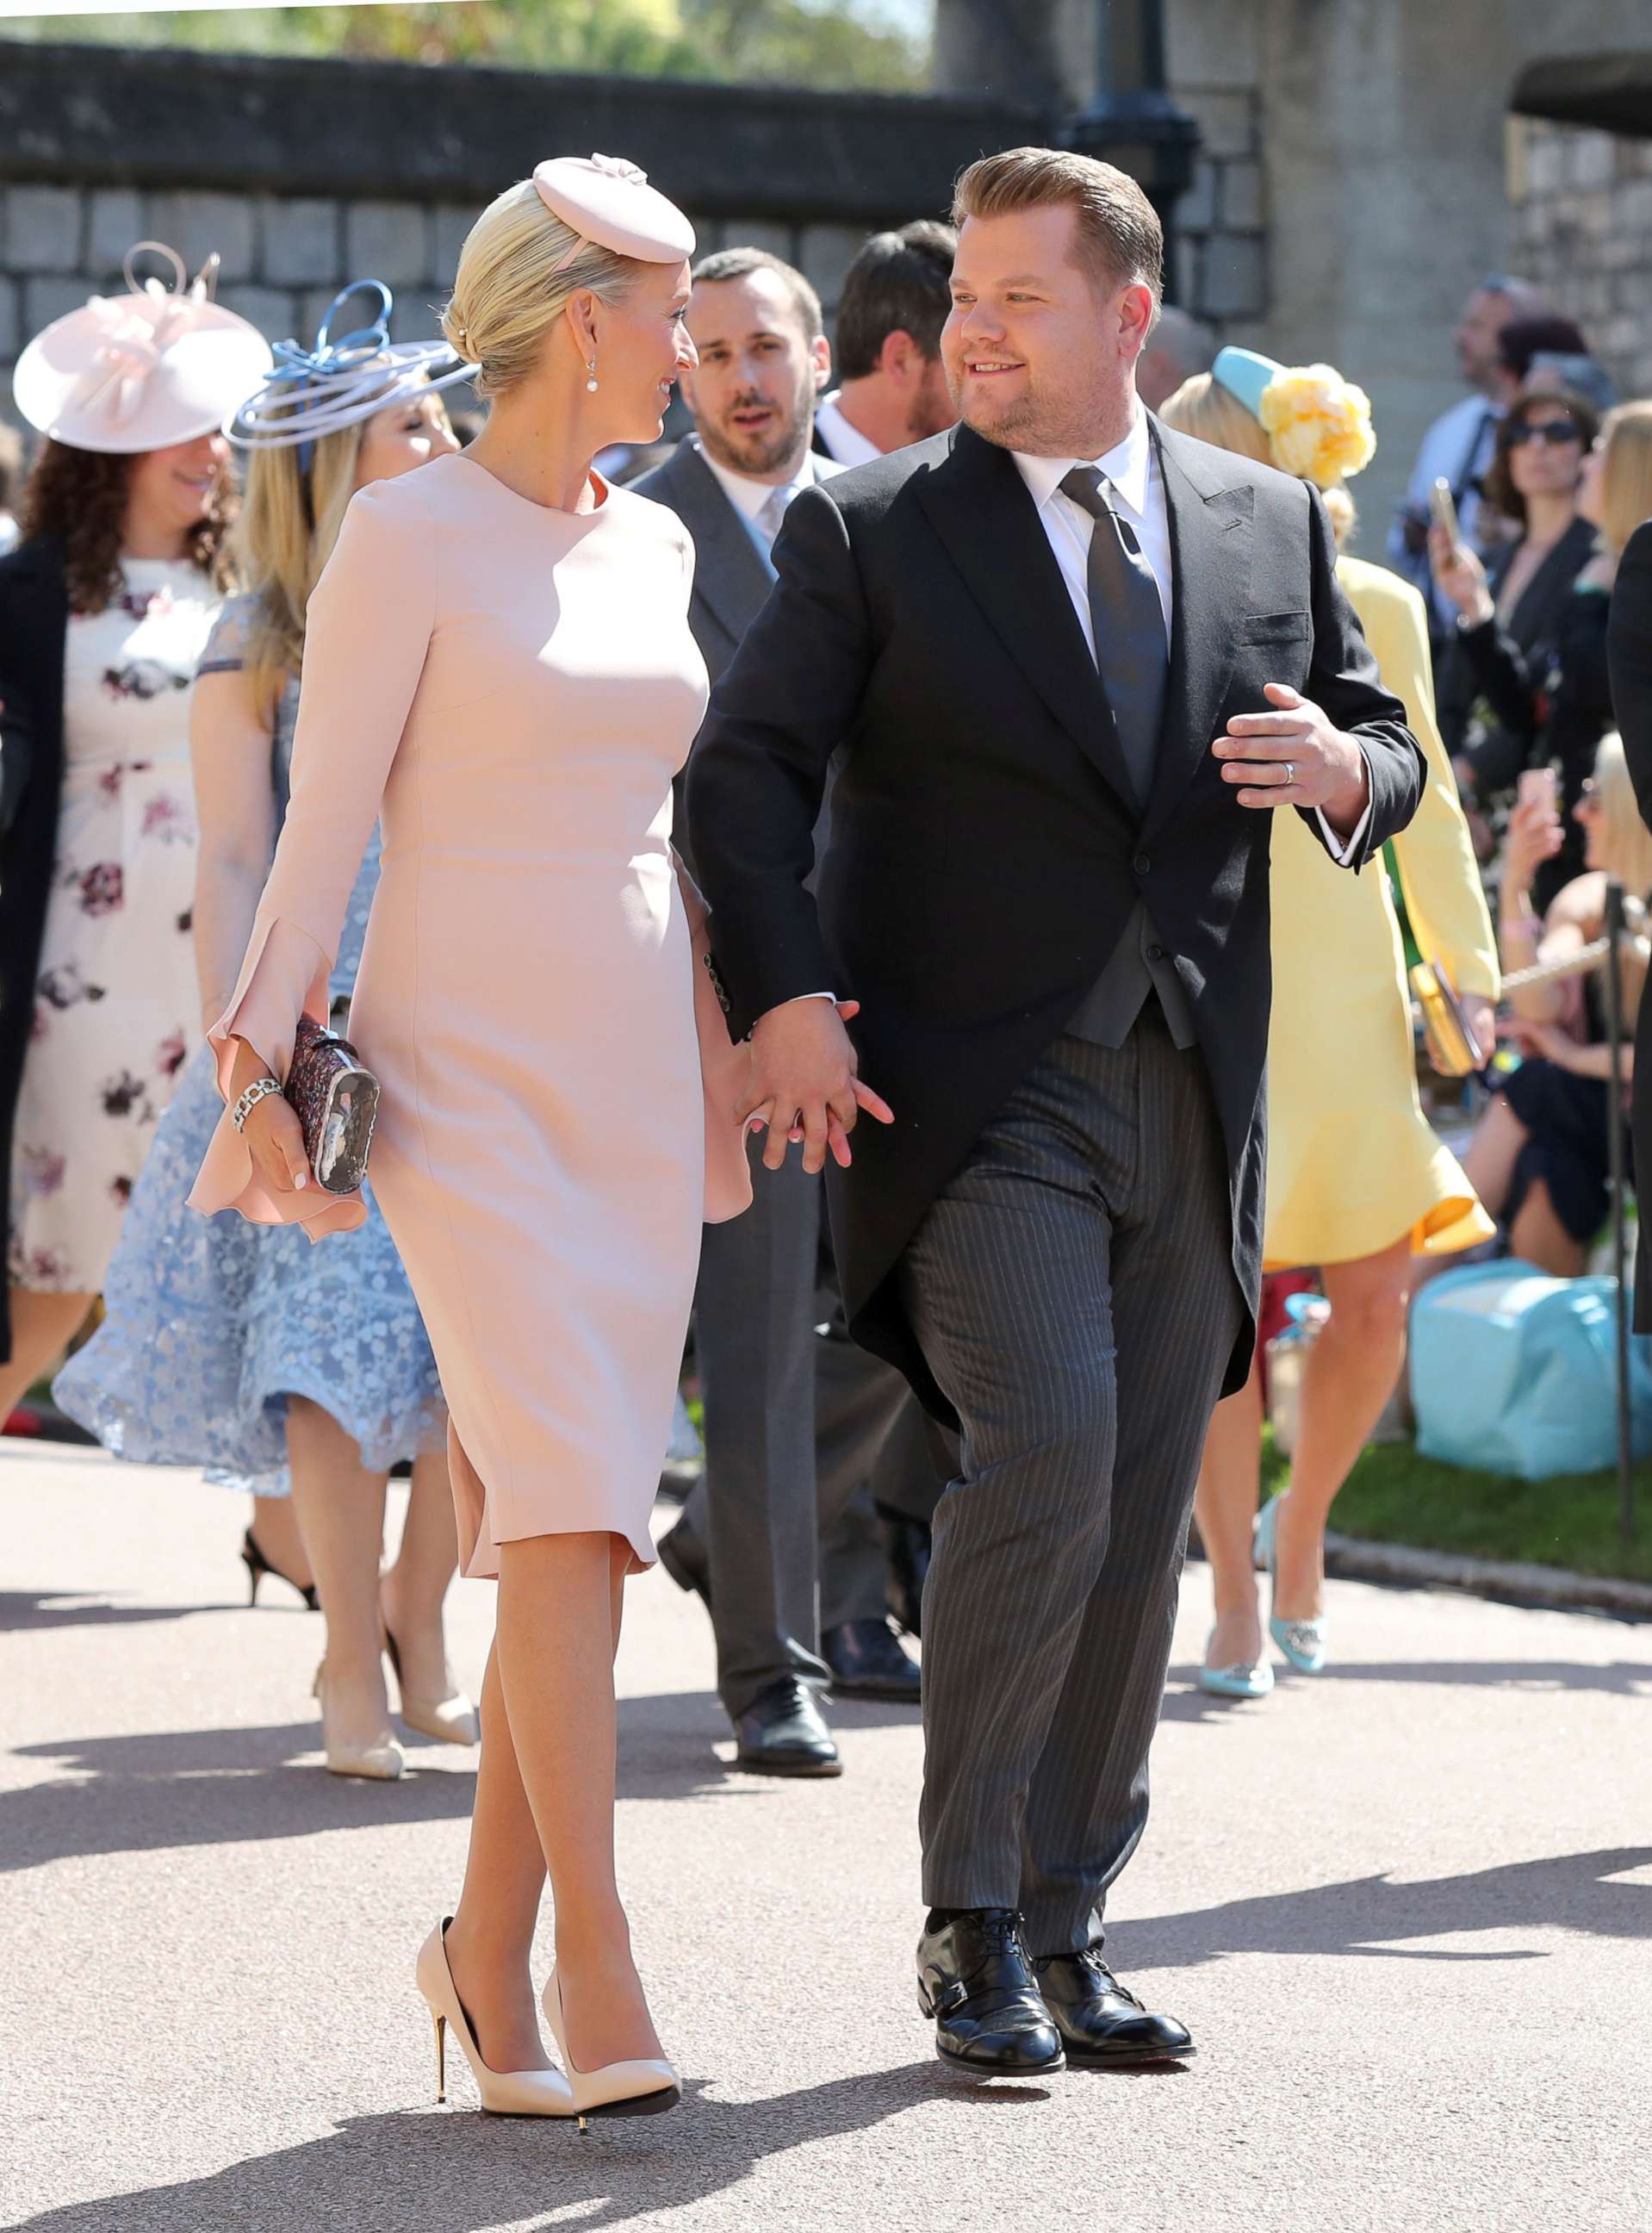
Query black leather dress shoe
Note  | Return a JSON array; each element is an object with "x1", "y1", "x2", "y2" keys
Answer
[
  {"x1": 823, "y1": 1617, "x2": 922, "y2": 1702},
  {"x1": 657, "y1": 1521, "x2": 711, "y2": 1610},
  {"x1": 916, "y1": 1908, "x2": 1065, "y2": 2075},
  {"x1": 1034, "y1": 1948, "x2": 1194, "y2": 2065},
  {"x1": 879, "y1": 1511, "x2": 932, "y2": 1639},
  {"x1": 734, "y1": 1676, "x2": 842, "y2": 1777}
]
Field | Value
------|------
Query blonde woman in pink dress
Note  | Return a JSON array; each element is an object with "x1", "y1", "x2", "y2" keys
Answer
[{"x1": 190, "y1": 157, "x2": 752, "y2": 2122}]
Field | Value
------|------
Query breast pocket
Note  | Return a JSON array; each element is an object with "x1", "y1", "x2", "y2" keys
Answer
[{"x1": 1234, "y1": 611, "x2": 1311, "y2": 649}]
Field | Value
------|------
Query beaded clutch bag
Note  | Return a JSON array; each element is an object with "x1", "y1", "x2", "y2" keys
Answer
[{"x1": 287, "y1": 1014, "x2": 380, "y2": 1194}]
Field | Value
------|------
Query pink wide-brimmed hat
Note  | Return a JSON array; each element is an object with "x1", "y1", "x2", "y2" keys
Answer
[
  {"x1": 531, "y1": 154, "x2": 696, "y2": 271},
  {"x1": 13, "y1": 240, "x2": 273, "y2": 456}
]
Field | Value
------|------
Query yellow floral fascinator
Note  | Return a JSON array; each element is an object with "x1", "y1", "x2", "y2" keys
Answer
[{"x1": 1212, "y1": 345, "x2": 1376, "y2": 488}]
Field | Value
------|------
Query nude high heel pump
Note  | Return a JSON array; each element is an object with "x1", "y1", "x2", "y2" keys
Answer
[
  {"x1": 383, "y1": 1623, "x2": 479, "y2": 1747},
  {"x1": 417, "y1": 1919, "x2": 575, "y2": 2118},
  {"x1": 313, "y1": 1661, "x2": 405, "y2": 1781},
  {"x1": 541, "y1": 1969, "x2": 680, "y2": 2122}
]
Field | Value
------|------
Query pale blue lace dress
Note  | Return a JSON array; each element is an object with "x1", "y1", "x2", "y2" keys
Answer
[{"x1": 53, "y1": 597, "x2": 446, "y2": 1491}]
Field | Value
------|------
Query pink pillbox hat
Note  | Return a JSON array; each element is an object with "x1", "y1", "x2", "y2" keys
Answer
[
  {"x1": 14, "y1": 241, "x2": 272, "y2": 456},
  {"x1": 531, "y1": 155, "x2": 696, "y2": 271}
]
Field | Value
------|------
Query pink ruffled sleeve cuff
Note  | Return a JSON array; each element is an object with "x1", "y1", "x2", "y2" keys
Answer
[{"x1": 186, "y1": 915, "x2": 368, "y2": 1240}]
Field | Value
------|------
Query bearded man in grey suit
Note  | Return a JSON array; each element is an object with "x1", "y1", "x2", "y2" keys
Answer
[{"x1": 635, "y1": 247, "x2": 926, "y2": 1777}]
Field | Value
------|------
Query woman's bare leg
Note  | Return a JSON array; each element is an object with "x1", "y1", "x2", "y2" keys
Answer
[
  {"x1": 247, "y1": 1493, "x2": 314, "y2": 1595},
  {"x1": 1192, "y1": 1350, "x2": 1266, "y2": 1672},
  {"x1": 1271, "y1": 1238, "x2": 1413, "y2": 1622},
  {"x1": 1460, "y1": 1093, "x2": 1528, "y2": 1222},
  {"x1": 283, "y1": 1395, "x2": 392, "y2": 1753},
  {"x1": 378, "y1": 1447, "x2": 460, "y2": 1708},
  {"x1": 448, "y1": 1530, "x2": 658, "y2": 2074},
  {"x1": 0, "y1": 1290, "x2": 95, "y2": 1424},
  {"x1": 1509, "y1": 1177, "x2": 1588, "y2": 1278}
]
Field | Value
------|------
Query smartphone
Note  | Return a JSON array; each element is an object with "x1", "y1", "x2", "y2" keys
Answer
[
  {"x1": 1428, "y1": 477, "x2": 1462, "y2": 548},
  {"x1": 1517, "y1": 766, "x2": 1558, "y2": 814}
]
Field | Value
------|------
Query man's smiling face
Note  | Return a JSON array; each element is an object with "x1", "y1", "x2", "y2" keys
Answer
[{"x1": 941, "y1": 202, "x2": 1151, "y2": 457}]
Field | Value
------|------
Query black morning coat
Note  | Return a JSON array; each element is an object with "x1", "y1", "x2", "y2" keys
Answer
[
  {"x1": 0, "y1": 538, "x2": 71, "y2": 1364},
  {"x1": 1606, "y1": 515, "x2": 1652, "y2": 1331},
  {"x1": 686, "y1": 419, "x2": 1426, "y2": 1422}
]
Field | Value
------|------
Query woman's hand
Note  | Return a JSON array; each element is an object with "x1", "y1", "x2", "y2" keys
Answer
[
  {"x1": 1428, "y1": 523, "x2": 1494, "y2": 625},
  {"x1": 1500, "y1": 797, "x2": 1564, "y2": 902},
  {"x1": 1506, "y1": 1016, "x2": 1581, "y2": 1071},
  {"x1": 226, "y1": 1036, "x2": 312, "y2": 1199}
]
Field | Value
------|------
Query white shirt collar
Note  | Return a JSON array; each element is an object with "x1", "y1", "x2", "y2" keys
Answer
[
  {"x1": 695, "y1": 438, "x2": 820, "y2": 525},
  {"x1": 1013, "y1": 407, "x2": 1155, "y2": 524},
  {"x1": 815, "y1": 392, "x2": 883, "y2": 469}
]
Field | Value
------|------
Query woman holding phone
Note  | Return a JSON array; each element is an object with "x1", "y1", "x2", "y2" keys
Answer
[{"x1": 1432, "y1": 396, "x2": 1652, "y2": 905}]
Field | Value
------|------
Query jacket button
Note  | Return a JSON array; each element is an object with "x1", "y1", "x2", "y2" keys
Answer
[
  {"x1": 1133, "y1": 853, "x2": 1152, "y2": 876},
  {"x1": 1146, "y1": 943, "x2": 1165, "y2": 963}
]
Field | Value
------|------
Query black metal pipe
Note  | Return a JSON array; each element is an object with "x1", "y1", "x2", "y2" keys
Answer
[
  {"x1": 1063, "y1": 0, "x2": 1200, "y2": 299},
  {"x1": 1604, "y1": 880, "x2": 1636, "y2": 1545}
]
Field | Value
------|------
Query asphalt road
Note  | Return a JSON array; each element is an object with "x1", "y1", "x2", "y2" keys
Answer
[{"x1": 4, "y1": 1441, "x2": 1649, "y2": 2232}]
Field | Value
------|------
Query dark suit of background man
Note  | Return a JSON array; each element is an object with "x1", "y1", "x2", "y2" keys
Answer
[
  {"x1": 635, "y1": 249, "x2": 924, "y2": 1781},
  {"x1": 1607, "y1": 515, "x2": 1652, "y2": 1328},
  {"x1": 689, "y1": 149, "x2": 1425, "y2": 2076}
]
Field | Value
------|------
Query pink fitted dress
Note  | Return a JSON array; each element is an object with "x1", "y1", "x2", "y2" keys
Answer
[{"x1": 190, "y1": 453, "x2": 750, "y2": 1577}]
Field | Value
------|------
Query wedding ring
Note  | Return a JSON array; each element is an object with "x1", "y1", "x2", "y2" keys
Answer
[{"x1": 1283, "y1": 760, "x2": 1295, "y2": 787}]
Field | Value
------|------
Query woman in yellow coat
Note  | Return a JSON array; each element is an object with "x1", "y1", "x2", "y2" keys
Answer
[{"x1": 1162, "y1": 351, "x2": 1499, "y2": 1697}]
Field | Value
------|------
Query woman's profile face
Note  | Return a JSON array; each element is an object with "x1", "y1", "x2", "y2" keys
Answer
[
  {"x1": 125, "y1": 431, "x2": 231, "y2": 540},
  {"x1": 585, "y1": 258, "x2": 697, "y2": 445},
  {"x1": 354, "y1": 388, "x2": 460, "y2": 491}
]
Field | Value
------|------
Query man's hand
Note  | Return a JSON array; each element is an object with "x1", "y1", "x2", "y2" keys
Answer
[
  {"x1": 742, "y1": 997, "x2": 894, "y2": 1176},
  {"x1": 1214, "y1": 683, "x2": 1369, "y2": 836}
]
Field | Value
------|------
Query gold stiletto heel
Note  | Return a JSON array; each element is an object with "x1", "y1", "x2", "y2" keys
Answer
[{"x1": 416, "y1": 1919, "x2": 575, "y2": 2118}]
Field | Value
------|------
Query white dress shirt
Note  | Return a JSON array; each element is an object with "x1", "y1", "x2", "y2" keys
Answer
[
  {"x1": 1012, "y1": 409, "x2": 1369, "y2": 861},
  {"x1": 699, "y1": 442, "x2": 842, "y2": 575},
  {"x1": 814, "y1": 392, "x2": 882, "y2": 469}
]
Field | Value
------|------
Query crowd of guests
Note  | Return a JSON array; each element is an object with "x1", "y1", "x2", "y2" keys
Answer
[{"x1": 1, "y1": 151, "x2": 1649, "y2": 2104}]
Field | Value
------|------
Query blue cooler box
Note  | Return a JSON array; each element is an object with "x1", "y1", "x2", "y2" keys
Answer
[{"x1": 1410, "y1": 1260, "x2": 1652, "y2": 1480}]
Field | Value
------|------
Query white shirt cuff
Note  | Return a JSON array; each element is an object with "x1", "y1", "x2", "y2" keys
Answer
[{"x1": 1313, "y1": 748, "x2": 1372, "y2": 866}]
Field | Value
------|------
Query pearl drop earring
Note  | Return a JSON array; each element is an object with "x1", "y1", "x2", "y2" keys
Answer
[{"x1": 586, "y1": 359, "x2": 599, "y2": 394}]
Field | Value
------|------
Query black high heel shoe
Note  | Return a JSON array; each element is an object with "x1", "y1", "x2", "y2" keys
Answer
[{"x1": 240, "y1": 1526, "x2": 320, "y2": 1611}]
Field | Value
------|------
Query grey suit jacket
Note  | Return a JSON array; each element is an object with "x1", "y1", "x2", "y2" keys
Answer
[{"x1": 632, "y1": 436, "x2": 843, "y2": 878}]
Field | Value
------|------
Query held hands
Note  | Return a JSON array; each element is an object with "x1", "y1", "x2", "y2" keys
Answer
[
  {"x1": 1214, "y1": 684, "x2": 1369, "y2": 834},
  {"x1": 226, "y1": 1036, "x2": 312, "y2": 1201},
  {"x1": 1426, "y1": 523, "x2": 1494, "y2": 625},
  {"x1": 742, "y1": 998, "x2": 895, "y2": 1177}
]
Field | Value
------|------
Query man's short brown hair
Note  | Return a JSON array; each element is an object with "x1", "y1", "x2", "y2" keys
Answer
[{"x1": 951, "y1": 146, "x2": 1164, "y2": 304}]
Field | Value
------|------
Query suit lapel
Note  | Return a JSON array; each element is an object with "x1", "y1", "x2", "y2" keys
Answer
[
  {"x1": 914, "y1": 426, "x2": 1139, "y2": 813},
  {"x1": 665, "y1": 441, "x2": 777, "y2": 648},
  {"x1": 1143, "y1": 423, "x2": 1253, "y2": 838}
]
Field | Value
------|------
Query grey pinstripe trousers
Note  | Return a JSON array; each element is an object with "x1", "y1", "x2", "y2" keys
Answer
[{"x1": 899, "y1": 1008, "x2": 1243, "y2": 1956}]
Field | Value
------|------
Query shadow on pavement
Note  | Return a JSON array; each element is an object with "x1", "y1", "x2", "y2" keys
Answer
[
  {"x1": 0, "y1": 1589, "x2": 213, "y2": 1633},
  {"x1": 8, "y1": 2060, "x2": 1059, "y2": 2232},
  {"x1": 1113, "y1": 1846, "x2": 1652, "y2": 1973},
  {"x1": 1159, "y1": 1658, "x2": 1652, "y2": 1721},
  {"x1": 1, "y1": 1689, "x2": 893, "y2": 1875}
]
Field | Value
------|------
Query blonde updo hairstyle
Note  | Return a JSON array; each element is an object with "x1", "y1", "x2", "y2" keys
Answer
[
  {"x1": 443, "y1": 177, "x2": 646, "y2": 401},
  {"x1": 1159, "y1": 369, "x2": 1358, "y2": 549}
]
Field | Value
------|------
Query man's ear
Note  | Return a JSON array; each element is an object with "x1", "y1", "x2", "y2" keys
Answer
[
  {"x1": 878, "y1": 328, "x2": 917, "y2": 386},
  {"x1": 812, "y1": 333, "x2": 832, "y2": 394},
  {"x1": 1118, "y1": 284, "x2": 1156, "y2": 363}
]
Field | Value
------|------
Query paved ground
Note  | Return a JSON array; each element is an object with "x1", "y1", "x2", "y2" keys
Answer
[{"x1": 4, "y1": 1440, "x2": 1649, "y2": 2233}]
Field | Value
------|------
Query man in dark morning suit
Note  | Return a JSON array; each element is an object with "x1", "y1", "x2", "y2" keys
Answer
[
  {"x1": 634, "y1": 247, "x2": 924, "y2": 1780},
  {"x1": 688, "y1": 151, "x2": 1425, "y2": 2074},
  {"x1": 1607, "y1": 516, "x2": 1652, "y2": 1328}
]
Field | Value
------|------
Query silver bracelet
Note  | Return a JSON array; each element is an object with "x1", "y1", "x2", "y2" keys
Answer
[{"x1": 231, "y1": 1075, "x2": 283, "y2": 1134}]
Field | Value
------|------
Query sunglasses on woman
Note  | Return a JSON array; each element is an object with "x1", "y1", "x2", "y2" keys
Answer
[{"x1": 1506, "y1": 418, "x2": 1584, "y2": 449}]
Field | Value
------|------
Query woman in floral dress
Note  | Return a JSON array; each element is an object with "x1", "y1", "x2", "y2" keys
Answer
[{"x1": 0, "y1": 246, "x2": 270, "y2": 1427}]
